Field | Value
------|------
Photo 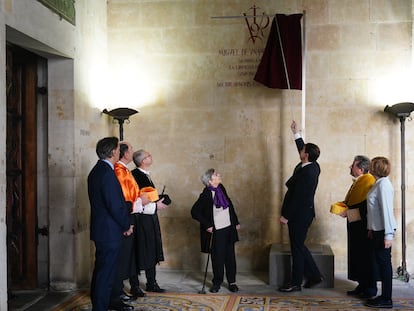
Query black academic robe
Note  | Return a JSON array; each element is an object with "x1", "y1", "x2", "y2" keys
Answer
[
  {"x1": 344, "y1": 173, "x2": 379, "y2": 284},
  {"x1": 131, "y1": 168, "x2": 164, "y2": 270}
]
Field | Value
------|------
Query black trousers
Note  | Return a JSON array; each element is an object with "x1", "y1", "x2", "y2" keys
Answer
[
  {"x1": 347, "y1": 221, "x2": 378, "y2": 295},
  {"x1": 288, "y1": 220, "x2": 321, "y2": 286},
  {"x1": 111, "y1": 234, "x2": 135, "y2": 302},
  {"x1": 129, "y1": 266, "x2": 157, "y2": 289},
  {"x1": 211, "y1": 226, "x2": 237, "y2": 286},
  {"x1": 371, "y1": 230, "x2": 393, "y2": 300},
  {"x1": 91, "y1": 240, "x2": 121, "y2": 311}
]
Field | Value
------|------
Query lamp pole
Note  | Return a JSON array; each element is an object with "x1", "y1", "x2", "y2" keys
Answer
[
  {"x1": 398, "y1": 115, "x2": 407, "y2": 281},
  {"x1": 102, "y1": 108, "x2": 139, "y2": 141},
  {"x1": 114, "y1": 117, "x2": 125, "y2": 141},
  {"x1": 384, "y1": 102, "x2": 414, "y2": 283}
]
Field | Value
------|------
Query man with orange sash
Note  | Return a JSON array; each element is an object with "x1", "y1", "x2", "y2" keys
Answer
[
  {"x1": 113, "y1": 142, "x2": 149, "y2": 304},
  {"x1": 340, "y1": 155, "x2": 377, "y2": 298}
]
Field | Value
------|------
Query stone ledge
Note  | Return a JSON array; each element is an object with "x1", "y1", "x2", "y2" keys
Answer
[{"x1": 269, "y1": 243, "x2": 334, "y2": 288}]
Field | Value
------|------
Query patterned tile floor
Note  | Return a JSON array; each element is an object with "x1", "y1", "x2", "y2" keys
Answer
[
  {"x1": 9, "y1": 270, "x2": 414, "y2": 310},
  {"x1": 63, "y1": 293, "x2": 414, "y2": 311}
]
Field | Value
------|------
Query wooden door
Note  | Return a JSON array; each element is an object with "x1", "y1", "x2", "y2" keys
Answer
[{"x1": 6, "y1": 43, "x2": 38, "y2": 289}]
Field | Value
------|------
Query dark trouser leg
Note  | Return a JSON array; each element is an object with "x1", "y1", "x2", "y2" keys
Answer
[
  {"x1": 363, "y1": 233, "x2": 378, "y2": 296},
  {"x1": 288, "y1": 221, "x2": 320, "y2": 286},
  {"x1": 129, "y1": 274, "x2": 139, "y2": 290},
  {"x1": 110, "y1": 234, "x2": 134, "y2": 302},
  {"x1": 110, "y1": 279, "x2": 124, "y2": 304},
  {"x1": 129, "y1": 215, "x2": 139, "y2": 291},
  {"x1": 348, "y1": 221, "x2": 377, "y2": 296},
  {"x1": 373, "y1": 231, "x2": 393, "y2": 300},
  {"x1": 91, "y1": 240, "x2": 121, "y2": 311},
  {"x1": 110, "y1": 253, "x2": 127, "y2": 303},
  {"x1": 225, "y1": 241, "x2": 237, "y2": 284},
  {"x1": 145, "y1": 266, "x2": 156, "y2": 286},
  {"x1": 303, "y1": 245, "x2": 321, "y2": 279},
  {"x1": 211, "y1": 228, "x2": 229, "y2": 286}
]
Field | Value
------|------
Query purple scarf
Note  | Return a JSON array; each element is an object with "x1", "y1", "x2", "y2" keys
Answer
[{"x1": 208, "y1": 185, "x2": 229, "y2": 209}]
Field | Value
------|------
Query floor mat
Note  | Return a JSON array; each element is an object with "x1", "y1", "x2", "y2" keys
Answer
[
  {"x1": 233, "y1": 296, "x2": 414, "y2": 310},
  {"x1": 57, "y1": 292, "x2": 414, "y2": 311}
]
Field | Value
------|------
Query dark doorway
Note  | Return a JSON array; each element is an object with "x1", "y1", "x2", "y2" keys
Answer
[{"x1": 6, "y1": 43, "x2": 43, "y2": 289}]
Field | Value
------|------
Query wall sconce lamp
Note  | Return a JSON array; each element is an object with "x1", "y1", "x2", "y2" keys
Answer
[
  {"x1": 384, "y1": 102, "x2": 414, "y2": 283},
  {"x1": 384, "y1": 102, "x2": 414, "y2": 119},
  {"x1": 102, "y1": 107, "x2": 139, "y2": 141}
]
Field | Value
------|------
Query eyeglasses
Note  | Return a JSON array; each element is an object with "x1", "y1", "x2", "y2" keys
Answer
[{"x1": 143, "y1": 154, "x2": 152, "y2": 160}]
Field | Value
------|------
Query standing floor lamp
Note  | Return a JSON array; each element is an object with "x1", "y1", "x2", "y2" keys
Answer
[
  {"x1": 384, "y1": 102, "x2": 414, "y2": 282},
  {"x1": 102, "y1": 107, "x2": 139, "y2": 141}
]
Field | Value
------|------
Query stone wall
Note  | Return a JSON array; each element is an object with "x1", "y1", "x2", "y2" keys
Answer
[
  {"x1": 106, "y1": 0, "x2": 414, "y2": 275},
  {"x1": 0, "y1": 1, "x2": 110, "y2": 306},
  {"x1": 0, "y1": 3, "x2": 413, "y2": 310}
]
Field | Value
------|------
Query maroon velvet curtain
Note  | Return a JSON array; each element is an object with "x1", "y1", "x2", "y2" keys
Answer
[{"x1": 254, "y1": 14, "x2": 303, "y2": 90}]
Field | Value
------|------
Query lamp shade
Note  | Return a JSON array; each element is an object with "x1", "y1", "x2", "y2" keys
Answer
[
  {"x1": 102, "y1": 107, "x2": 139, "y2": 120},
  {"x1": 102, "y1": 107, "x2": 139, "y2": 140},
  {"x1": 384, "y1": 102, "x2": 414, "y2": 118}
]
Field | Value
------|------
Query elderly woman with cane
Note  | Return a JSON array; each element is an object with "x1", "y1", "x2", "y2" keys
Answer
[{"x1": 191, "y1": 168, "x2": 241, "y2": 293}]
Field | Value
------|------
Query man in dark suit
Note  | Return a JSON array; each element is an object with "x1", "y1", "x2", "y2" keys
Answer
[
  {"x1": 88, "y1": 137, "x2": 134, "y2": 311},
  {"x1": 279, "y1": 121, "x2": 323, "y2": 292},
  {"x1": 130, "y1": 149, "x2": 169, "y2": 293}
]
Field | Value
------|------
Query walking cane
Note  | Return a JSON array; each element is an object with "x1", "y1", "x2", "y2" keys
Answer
[{"x1": 198, "y1": 232, "x2": 213, "y2": 294}]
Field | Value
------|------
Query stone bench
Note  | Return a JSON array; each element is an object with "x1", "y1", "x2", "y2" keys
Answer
[{"x1": 269, "y1": 243, "x2": 334, "y2": 288}]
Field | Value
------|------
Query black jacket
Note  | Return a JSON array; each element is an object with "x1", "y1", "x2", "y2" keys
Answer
[
  {"x1": 191, "y1": 184, "x2": 240, "y2": 253},
  {"x1": 281, "y1": 137, "x2": 320, "y2": 223}
]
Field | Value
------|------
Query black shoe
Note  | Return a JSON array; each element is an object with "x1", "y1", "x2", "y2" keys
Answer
[
  {"x1": 303, "y1": 276, "x2": 324, "y2": 288},
  {"x1": 130, "y1": 287, "x2": 146, "y2": 298},
  {"x1": 108, "y1": 301, "x2": 134, "y2": 311},
  {"x1": 359, "y1": 292, "x2": 376, "y2": 299},
  {"x1": 347, "y1": 285, "x2": 363, "y2": 296},
  {"x1": 120, "y1": 293, "x2": 136, "y2": 302},
  {"x1": 146, "y1": 283, "x2": 165, "y2": 293},
  {"x1": 228, "y1": 283, "x2": 239, "y2": 292},
  {"x1": 210, "y1": 284, "x2": 220, "y2": 293},
  {"x1": 365, "y1": 296, "x2": 393, "y2": 309},
  {"x1": 347, "y1": 289, "x2": 362, "y2": 296},
  {"x1": 278, "y1": 284, "x2": 301, "y2": 292}
]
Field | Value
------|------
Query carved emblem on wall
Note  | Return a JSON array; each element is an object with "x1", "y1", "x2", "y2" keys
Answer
[
  {"x1": 211, "y1": 4, "x2": 271, "y2": 44},
  {"x1": 37, "y1": 0, "x2": 75, "y2": 25},
  {"x1": 243, "y1": 5, "x2": 270, "y2": 43}
]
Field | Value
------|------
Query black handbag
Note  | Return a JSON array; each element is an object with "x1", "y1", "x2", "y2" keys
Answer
[{"x1": 158, "y1": 186, "x2": 171, "y2": 205}]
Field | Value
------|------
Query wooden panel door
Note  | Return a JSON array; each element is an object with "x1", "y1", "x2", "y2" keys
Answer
[{"x1": 6, "y1": 43, "x2": 38, "y2": 289}]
